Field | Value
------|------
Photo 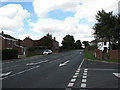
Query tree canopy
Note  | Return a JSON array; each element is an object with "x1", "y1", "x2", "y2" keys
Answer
[
  {"x1": 82, "y1": 41, "x2": 89, "y2": 49},
  {"x1": 93, "y1": 9, "x2": 120, "y2": 50},
  {"x1": 75, "y1": 40, "x2": 82, "y2": 49},
  {"x1": 62, "y1": 35, "x2": 75, "y2": 49}
]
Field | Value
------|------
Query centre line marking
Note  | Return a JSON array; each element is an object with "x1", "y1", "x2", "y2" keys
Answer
[
  {"x1": 67, "y1": 83, "x2": 74, "y2": 87},
  {"x1": 66, "y1": 58, "x2": 85, "y2": 89},
  {"x1": 83, "y1": 76, "x2": 87, "y2": 78},
  {"x1": 82, "y1": 79, "x2": 87, "y2": 82},
  {"x1": 1, "y1": 65, "x2": 40, "y2": 80},
  {"x1": 83, "y1": 73, "x2": 87, "y2": 76},
  {"x1": 81, "y1": 83, "x2": 86, "y2": 88},
  {"x1": 75, "y1": 73, "x2": 79, "y2": 75},
  {"x1": 73, "y1": 75, "x2": 77, "y2": 78},
  {"x1": 84, "y1": 70, "x2": 87, "y2": 73},
  {"x1": 71, "y1": 79, "x2": 76, "y2": 82}
]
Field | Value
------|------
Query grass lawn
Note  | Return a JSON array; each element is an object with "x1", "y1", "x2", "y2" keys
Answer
[{"x1": 85, "y1": 50, "x2": 120, "y2": 63}]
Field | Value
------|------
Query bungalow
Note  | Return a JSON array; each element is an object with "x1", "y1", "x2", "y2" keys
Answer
[{"x1": 0, "y1": 31, "x2": 25, "y2": 55}]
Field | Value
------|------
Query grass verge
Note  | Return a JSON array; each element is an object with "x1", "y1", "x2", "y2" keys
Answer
[
  {"x1": 85, "y1": 50, "x2": 120, "y2": 63},
  {"x1": 26, "y1": 54, "x2": 43, "y2": 58}
]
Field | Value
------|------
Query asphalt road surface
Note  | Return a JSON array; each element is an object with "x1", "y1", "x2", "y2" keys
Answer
[{"x1": 1, "y1": 50, "x2": 119, "y2": 89}]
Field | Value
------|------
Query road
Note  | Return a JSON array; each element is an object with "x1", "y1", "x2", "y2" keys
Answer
[{"x1": 1, "y1": 50, "x2": 119, "y2": 89}]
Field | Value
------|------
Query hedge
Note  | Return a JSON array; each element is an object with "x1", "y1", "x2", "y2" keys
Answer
[{"x1": 2, "y1": 48, "x2": 18, "y2": 60}]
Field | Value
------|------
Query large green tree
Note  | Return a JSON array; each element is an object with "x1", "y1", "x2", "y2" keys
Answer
[
  {"x1": 93, "y1": 9, "x2": 119, "y2": 50},
  {"x1": 82, "y1": 41, "x2": 89, "y2": 49},
  {"x1": 75, "y1": 40, "x2": 82, "y2": 49},
  {"x1": 62, "y1": 35, "x2": 75, "y2": 49}
]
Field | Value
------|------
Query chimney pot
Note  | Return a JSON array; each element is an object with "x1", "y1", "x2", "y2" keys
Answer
[{"x1": 1, "y1": 31, "x2": 4, "y2": 34}]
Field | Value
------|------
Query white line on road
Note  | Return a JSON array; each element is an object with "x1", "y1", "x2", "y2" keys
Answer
[
  {"x1": 84, "y1": 70, "x2": 87, "y2": 73},
  {"x1": 71, "y1": 79, "x2": 76, "y2": 82},
  {"x1": 113, "y1": 73, "x2": 120, "y2": 78},
  {"x1": 83, "y1": 73, "x2": 87, "y2": 76},
  {"x1": 76, "y1": 70, "x2": 80, "y2": 73},
  {"x1": 75, "y1": 73, "x2": 79, "y2": 75},
  {"x1": 82, "y1": 79, "x2": 87, "y2": 82},
  {"x1": 81, "y1": 68, "x2": 117, "y2": 71},
  {"x1": 81, "y1": 83, "x2": 86, "y2": 88},
  {"x1": 26, "y1": 60, "x2": 48, "y2": 66},
  {"x1": 83, "y1": 76, "x2": 87, "y2": 79},
  {"x1": 67, "y1": 83, "x2": 74, "y2": 87},
  {"x1": 0, "y1": 72, "x2": 12, "y2": 77},
  {"x1": 66, "y1": 58, "x2": 85, "y2": 89},
  {"x1": 73, "y1": 75, "x2": 77, "y2": 78},
  {"x1": 1, "y1": 65, "x2": 40, "y2": 80},
  {"x1": 59, "y1": 60, "x2": 70, "y2": 67},
  {"x1": 78, "y1": 59, "x2": 85, "y2": 69}
]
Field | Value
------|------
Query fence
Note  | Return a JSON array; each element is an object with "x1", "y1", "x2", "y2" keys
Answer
[{"x1": 97, "y1": 50, "x2": 120, "y2": 60}]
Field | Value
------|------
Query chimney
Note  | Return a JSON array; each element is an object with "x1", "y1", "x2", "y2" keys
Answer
[
  {"x1": 47, "y1": 33, "x2": 49, "y2": 36},
  {"x1": 54, "y1": 37, "x2": 56, "y2": 40},
  {"x1": 50, "y1": 35, "x2": 52, "y2": 39},
  {"x1": 1, "y1": 31, "x2": 4, "y2": 34}
]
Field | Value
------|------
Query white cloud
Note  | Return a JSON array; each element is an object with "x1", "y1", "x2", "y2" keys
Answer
[
  {"x1": 29, "y1": 17, "x2": 94, "y2": 46},
  {"x1": 75, "y1": 0, "x2": 119, "y2": 22},
  {"x1": 31, "y1": 0, "x2": 119, "y2": 45},
  {"x1": 33, "y1": 0, "x2": 81, "y2": 17},
  {"x1": 16, "y1": 33, "x2": 41, "y2": 40},
  {"x1": 0, "y1": 4, "x2": 30, "y2": 33}
]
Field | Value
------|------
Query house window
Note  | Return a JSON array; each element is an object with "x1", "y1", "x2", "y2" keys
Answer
[
  {"x1": 104, "y1": 42, "x2": 106, "y2": 45},
  {"x1": 8, "y1": 40, "x2": 11, "y2": 44}
]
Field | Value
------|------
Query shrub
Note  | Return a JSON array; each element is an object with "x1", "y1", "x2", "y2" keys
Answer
[{"x1": 2, "y1": 48, "x2": 18, "y2": 60}]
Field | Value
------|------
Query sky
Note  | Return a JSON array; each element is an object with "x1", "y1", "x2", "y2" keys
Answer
[{"x1": 0, "y1": 0, "x2": 119, "y2": 46}]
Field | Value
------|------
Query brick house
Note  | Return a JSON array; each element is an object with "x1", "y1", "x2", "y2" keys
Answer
[
  {"x1": 46, "y1": 33, "x2": 59, "y2": 51},
  {"x1": 20, "y1": 33, "x2": 59, "y2": 52},
  {"x1": 0, "y1": 31, "x2": 25, "y2": 55}
]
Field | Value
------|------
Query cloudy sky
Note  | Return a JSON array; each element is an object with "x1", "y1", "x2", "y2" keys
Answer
[{"x1": 0, "y1": 0, "x2": 119, "y2": 46}]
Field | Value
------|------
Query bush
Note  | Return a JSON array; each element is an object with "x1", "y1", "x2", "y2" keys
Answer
[{"x1": 2, "y1": 48, "x2": 18, "y2": 60}]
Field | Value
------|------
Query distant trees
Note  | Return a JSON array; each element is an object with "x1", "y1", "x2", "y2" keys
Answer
[
  {"x1": 61, "y1": 35, "x2": 83, "y2": 49},
  {"x1": 93, "y1": 9, "x2": 120, "y2": 50},
  {"x1": 62, "y1": 35, "x2": 75, "y2": 49},
  {"x1": 82, "y1": 41, "x2": 89, "y2": 49},
  {"x1": 75, "y1": 40, "x2": 82, "y2": 49}
]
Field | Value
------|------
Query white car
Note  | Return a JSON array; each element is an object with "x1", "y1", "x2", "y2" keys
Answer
[{"x1": 43, "y1": 49, "x2": 52, "y2": 55}]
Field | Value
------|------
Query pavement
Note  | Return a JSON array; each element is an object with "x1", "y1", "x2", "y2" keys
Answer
[{"x1": 1, "y1": 50, "x2": 119, "y2": 89}]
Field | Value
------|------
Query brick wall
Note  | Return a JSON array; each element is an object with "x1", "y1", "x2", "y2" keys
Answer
[
  {"x1": 109, "y1": 50, "x2": 120, "y2": 60},
  {"x1": 97, "y1": 49, "x2": 103, "y2": 59},
  {"x1": 20, "y1": 38, "x2": 34, "y2": 47}
]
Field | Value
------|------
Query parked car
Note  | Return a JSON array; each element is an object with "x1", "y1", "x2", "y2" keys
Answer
[{"x1": 43, "y1": 49, "x2": 52, "y2": 55}]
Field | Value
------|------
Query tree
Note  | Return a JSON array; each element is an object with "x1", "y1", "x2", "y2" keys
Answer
[
  {"x1": 82, "y1": 41, "x2": 89, "y2": 49},
  {"x1": 62, "y1": 35, "x2": 75, "y2": 49},
  {"x1": 93, "y1": 9, "x2": 119, "y2": 50},
  {"x1": 75, "y1": 40, "x2": 82, "y2": 49}
]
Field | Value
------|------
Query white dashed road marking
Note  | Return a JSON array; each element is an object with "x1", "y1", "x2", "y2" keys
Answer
[
  {"x1": 81, "y1": 83, "x2": 86, "y2": 88},
  {"x1": 66, "y1": 59, "x2": 85, "y2": 89},
  {"x1": 83, "y1": 73, "x2": 87, "y2": 76},
  {"x1": 1, "y1": 65, "x2": 40, "y2": 80},
  {"x1": 82, "y1": 79, "x2": 87, "y2": 82},
  {"x1": 71, "y1": 79, "x2": 76, "y2": 82},
  {"x1": 67, "y1": 83, "x2": 74, "y2": 87},
  {"x1": 0, "y1": 72, "x2": 12, "y2": 77},
  {"x1": 83, "y1": 76, "x2": 87, "y2": 79},
  {"x1": 80, "y1": 68, "x2": 88, "y2": 88}
]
